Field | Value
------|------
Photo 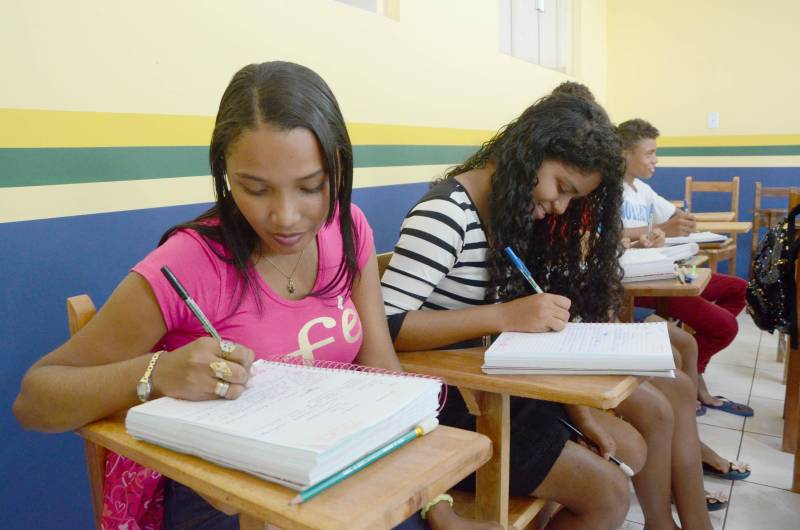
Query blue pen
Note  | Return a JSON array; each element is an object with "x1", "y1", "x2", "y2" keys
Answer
[
  {"x1": 503, "y1": 247, "x2": 544, "y2": 294},
  {"x1": 504, "y1": 246, "x2": 582, "y2": 322}
]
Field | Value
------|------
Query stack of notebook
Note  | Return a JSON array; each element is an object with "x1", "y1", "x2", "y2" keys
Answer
[
  {"x1": 665, "y1": 231, "x2": 727, "y2": 245},
  {"x1": 482, "y1": 322, "x2": 676, "y2": 378},
  {"x1": 126, "y1": 360, "x2": 442, "y2": 490},
  {"x1": 619, "y1": 243, "x2": 698, "y2": 282}
]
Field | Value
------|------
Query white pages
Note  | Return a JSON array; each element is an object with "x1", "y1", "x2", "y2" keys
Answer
[
  {"x1": 619, "y1": 243, "x2": 698, "y2": 283},
  {"x1": 482, "y1": 322, "x2": 675, "y2": 378},
  {"x1": 665, "y1": 231, "x2": 727, "y2": 245},
  {"x1": 126, "y1": 360, "x2": 441, "y2": 490}
]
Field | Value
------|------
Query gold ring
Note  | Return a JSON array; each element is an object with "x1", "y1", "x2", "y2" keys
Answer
[
  {"x1": 219, "y1": 339, "x2": 235, "y2": 359},
  {"x1": 210, "y1": 360, "x2": 233, "y2": 380},
  {"x1": 214, "y1": 380, "x2": 230, "y2": 398}
]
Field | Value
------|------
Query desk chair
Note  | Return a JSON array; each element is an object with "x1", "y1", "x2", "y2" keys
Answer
[
  {"x1": 784, "y1": 190, "x2": 800, "y2": 493},
  {"x1": 68, "y1": 293, "x2": 494, "y2": 529},
  {"x1": 685, "y1": 176, "x2": 740, "y2": 274},
  {"x1": 752, "y1": 183, "x2": 796, "y2": 362},
  {"x1": 66, "y1": 295, "x2": 106, "y2": 529}
]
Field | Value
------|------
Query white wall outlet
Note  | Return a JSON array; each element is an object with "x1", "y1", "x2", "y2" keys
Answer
[{"x1": 707, "y1": 111, "x2": 720, "y2": 129}]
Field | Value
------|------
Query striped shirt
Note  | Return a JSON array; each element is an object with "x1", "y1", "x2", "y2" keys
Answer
[{"x1": 382, "y1": 178, "x2": 489, "y2": 338}]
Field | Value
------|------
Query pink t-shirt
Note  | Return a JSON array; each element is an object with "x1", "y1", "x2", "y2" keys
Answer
[
  {"x1": 102, "y1": 204, "x2": 374, "y2": 529},
  {"x1": 133, "y1": 204, "x2": 373, "y2": 363}
]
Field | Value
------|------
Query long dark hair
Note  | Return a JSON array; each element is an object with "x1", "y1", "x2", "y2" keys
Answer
[
  {"x1": 447, "y1": 94, "x2": 625, "y2": 321},
  {"x1": 161, "y1": 61, "x2": 357, "y2": 306}
]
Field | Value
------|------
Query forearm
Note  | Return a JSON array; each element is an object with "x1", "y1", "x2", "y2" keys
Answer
[
  {"x1": 393, "y1": 305, "x2": 500, "y2": 352},
  {"x1": 13, "y1": 354, "x2": 152, "y2": 432},
  {"x1": 622, "y1": 226, "x2": 649, "y2": 240}
]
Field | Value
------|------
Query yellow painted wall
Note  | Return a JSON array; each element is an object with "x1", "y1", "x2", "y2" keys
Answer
[
  {"x1": 606, "y1": 0, "x2": 800, "y2": 137},
  {"x1": 2, "y1": 0, "x2": 607, "y2": 132}
]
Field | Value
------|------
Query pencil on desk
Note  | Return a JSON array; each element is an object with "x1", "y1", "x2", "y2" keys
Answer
[{"x1": 289, "y1": 417, "x2": 439, "y2": 505}]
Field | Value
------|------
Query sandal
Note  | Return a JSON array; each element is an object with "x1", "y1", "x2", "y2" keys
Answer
[
  {"x1": 696, "y1": 403, "x2": 707, "y2": 417},
  {"x1": 705, "y1": 490, "x2": 728, "y2": 512},
  {"x1": 703, "y1": 460, "x2": 751, "y2": 480},
  {"x1": 704, "y1": 396, "x2": 754, "y2": 417}
]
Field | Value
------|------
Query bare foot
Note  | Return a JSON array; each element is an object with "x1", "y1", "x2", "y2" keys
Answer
[{"x1": 426, "y1": 501, "x2": 503, "y2": 530}]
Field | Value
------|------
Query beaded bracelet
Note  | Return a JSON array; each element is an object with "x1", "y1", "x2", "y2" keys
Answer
[{"x1": 419, "y1": 493, "x2": 454, "y2": 520}]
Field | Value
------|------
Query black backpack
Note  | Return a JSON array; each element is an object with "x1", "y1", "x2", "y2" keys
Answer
[{"x1": 746, "y1": 203, "x2": 800, "y2": 348}]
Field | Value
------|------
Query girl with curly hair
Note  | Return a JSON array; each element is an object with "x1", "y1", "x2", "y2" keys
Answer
[{"x1": 382, "y1": 94, "x2": 716, "y2": 530}]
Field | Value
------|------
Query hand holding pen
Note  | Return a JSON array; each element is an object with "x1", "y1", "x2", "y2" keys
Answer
[
  {"x1": 499, "y1": 247, "x2": 572, "y2": 332},
  {"x1": 145, "y1": 266, "x2": 255, "y2": 402}
]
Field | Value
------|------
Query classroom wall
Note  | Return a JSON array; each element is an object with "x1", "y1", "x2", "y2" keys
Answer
[
  {"x1": 0, "y1": 1, "x2": 608, "y2": 527},
  {"x1": 606, "y1": 0, "x2": 800, "y2": 274}
]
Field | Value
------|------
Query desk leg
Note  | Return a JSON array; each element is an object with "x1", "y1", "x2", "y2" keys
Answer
[
  {"x1": 784, "y1": 346, "x2": 799, "y2": 453},
  {"x1": 620, "y1": 295, "x2": 634, "y2": 323},
  {"x1": 474, "y1": 392, "x2": 510, "y2": 527}
]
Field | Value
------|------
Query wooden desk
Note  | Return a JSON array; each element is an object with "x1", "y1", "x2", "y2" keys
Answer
[
  {"x1": 694, "y1": 221, "x2": 752, "y2": 234},
  {"x1": 620, "y1": 268, "x2": 712, "y2": 322},
  {"x1": 79, "y1": 419, "x2": 491, "y2": 530},
  {"x1": 693, "y1": 212, "x2": 737, "y2": 222},
  {"x1": 399, "y1": 349, "x2": 640, "y2": 529}
]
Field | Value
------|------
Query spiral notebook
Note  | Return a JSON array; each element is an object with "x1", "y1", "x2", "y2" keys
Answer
[
  {"x1": 126, "y1": 358, "x2": 442, "y2": 490},
  {"x1": 482, "y1": 322, "x2": 676, "y2": 377}
]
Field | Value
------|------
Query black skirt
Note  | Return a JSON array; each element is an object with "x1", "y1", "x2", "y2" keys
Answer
[{"x1": 439, "y1": 386, "x2": 571, "y2": 496}]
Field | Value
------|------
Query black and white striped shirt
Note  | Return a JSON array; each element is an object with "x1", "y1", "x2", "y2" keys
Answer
[{"x1": 382, "y1": 179, "x2": 489, "y2": 338}]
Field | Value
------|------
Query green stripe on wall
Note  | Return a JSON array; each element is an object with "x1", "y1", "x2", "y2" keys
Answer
[
  {"x1": 0, "y1": 145, "x2": 478, "y2": 187},
  {"x1": 659, "y1": 145, "x2": 800, "y2": 157}
]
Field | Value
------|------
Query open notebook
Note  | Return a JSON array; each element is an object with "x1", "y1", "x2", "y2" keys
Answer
[
  {"x1": 665, "y1": 231, "x2": 727, "y2": 245},
  {"x1": 482, "y1": 322, "x2": 675, "y2": 377},
  {"x1": 126, "y1": 359, "x2": 442, "y2": 490},
  {"x1": 619, "y1": 243, "x2": 698, "y2": 283}
]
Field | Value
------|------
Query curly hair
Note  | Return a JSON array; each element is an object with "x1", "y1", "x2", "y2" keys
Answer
[
  {"x1": 617, "y1": 118, "x2": 660, "y2": 150},
  {"x1": 446, "y1": 94, "x2": 626, "y2": 321},
  {"x1": 551, "y1": 81, "x2": 596, "y2": 102}
]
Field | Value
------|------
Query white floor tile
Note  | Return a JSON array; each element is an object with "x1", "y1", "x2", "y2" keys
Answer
[
  {"x1": 619, "y1": 521, "x2": 644, "y2": 530},
  {"x1": 750, "y1": 367, "x2": 787, "y2": 401},
  {"x1": 703, "y1": 364, "x2": 755, "y2": 399},
  {"x1": 713, "y1": 342, "x2": 758, "y2": 369},
  {"x1": 754, "y1": 353, "x2": 785, "y2": 375},
  {"x1": 698, "y1": 391, "x2": 748, "y2": 431},
  {"x1": 698, "y1": 424, "x2": 743, "y2": 465},
  {"x1": 744, "y1": 396, "x2": 784, "y2": 437},
  {"x1": 739, "y1": 432, "x2": 795, "y2": 490},
  {"x1": 722, "y1": 480, "x2": 800, "y2": 529}
]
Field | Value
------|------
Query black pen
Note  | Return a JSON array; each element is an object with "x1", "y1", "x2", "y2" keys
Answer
[
  {"x1": 160, "y1": 265, "x2": 221, "y2": 341},
  {"x1": 558, "y1": 418, "x2": 634, "y2": 478}
]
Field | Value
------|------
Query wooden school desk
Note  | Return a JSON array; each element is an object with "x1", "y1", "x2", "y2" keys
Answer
[
  {"x1": 78, "y1": 417, "x2": 492, "y2": 530},
  {"x1": 398, "y1": 349, "x2": 640, "y2": 529},
  {"x1": 620, "y1": 268, "x2": 712, "y2": 322},
  {"x1": 694, "y1": 221, "x2": 752, "y2": 235}
]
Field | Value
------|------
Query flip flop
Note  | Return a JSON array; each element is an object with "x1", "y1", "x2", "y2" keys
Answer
[
  {"x1": 696, "y1": 404, "x2": 707, "y2": 417},
  {"x1": 703, "y1": 460, "x2": 751, "y2": 480},
  {"x1": 704, "y1": 395, "x2": 754, "y2": 417},
  {"x1": 706, "y1": 491, "x2": 728, "y2": 512}
]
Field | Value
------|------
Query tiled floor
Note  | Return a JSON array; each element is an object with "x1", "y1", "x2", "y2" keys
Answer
[{"x1": 622, "y1": 313, "x2": 800, "y2": 529}]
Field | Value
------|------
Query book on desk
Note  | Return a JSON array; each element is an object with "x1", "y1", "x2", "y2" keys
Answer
[
  {"x1": 126, "y1": 359, "x2": 442, "y2": 491},
  {"x1": 482, "y1": 322, "x2": 676, "y2": 378},
  {"x1": 664, "y1": 231, "x2": 727, "y2": 246},
  {"x1": 620, "y1": 243, "x2": 699, "y2": 283}
]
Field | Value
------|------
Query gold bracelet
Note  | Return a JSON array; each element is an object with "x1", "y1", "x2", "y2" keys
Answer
[{"x1": 420, "y1": 493, "x2": 454, "y2": 520}]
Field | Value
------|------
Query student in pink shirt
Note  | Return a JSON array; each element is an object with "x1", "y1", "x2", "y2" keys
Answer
[{"x1": 14, "y1": 61, "x2": 496, "y2": 530}]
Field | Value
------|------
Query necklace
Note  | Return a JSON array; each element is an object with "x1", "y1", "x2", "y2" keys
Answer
[{"x1": 261, "y1": 246, "x2": 307, "y2": 294}]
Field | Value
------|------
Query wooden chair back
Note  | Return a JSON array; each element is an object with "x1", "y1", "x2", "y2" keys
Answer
[
  {"x1": 377, "y1": 251, "x2": 393, "y2": 278},
  {"x1": 751, "y1": 182, "x2": 795, "y2": 267},
  {"x1": 66, "y1": 295, "x2": 105, "y2": 530},
  {"x1": 685, "y1": 175, "x2": 740, "y2": 221}
]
